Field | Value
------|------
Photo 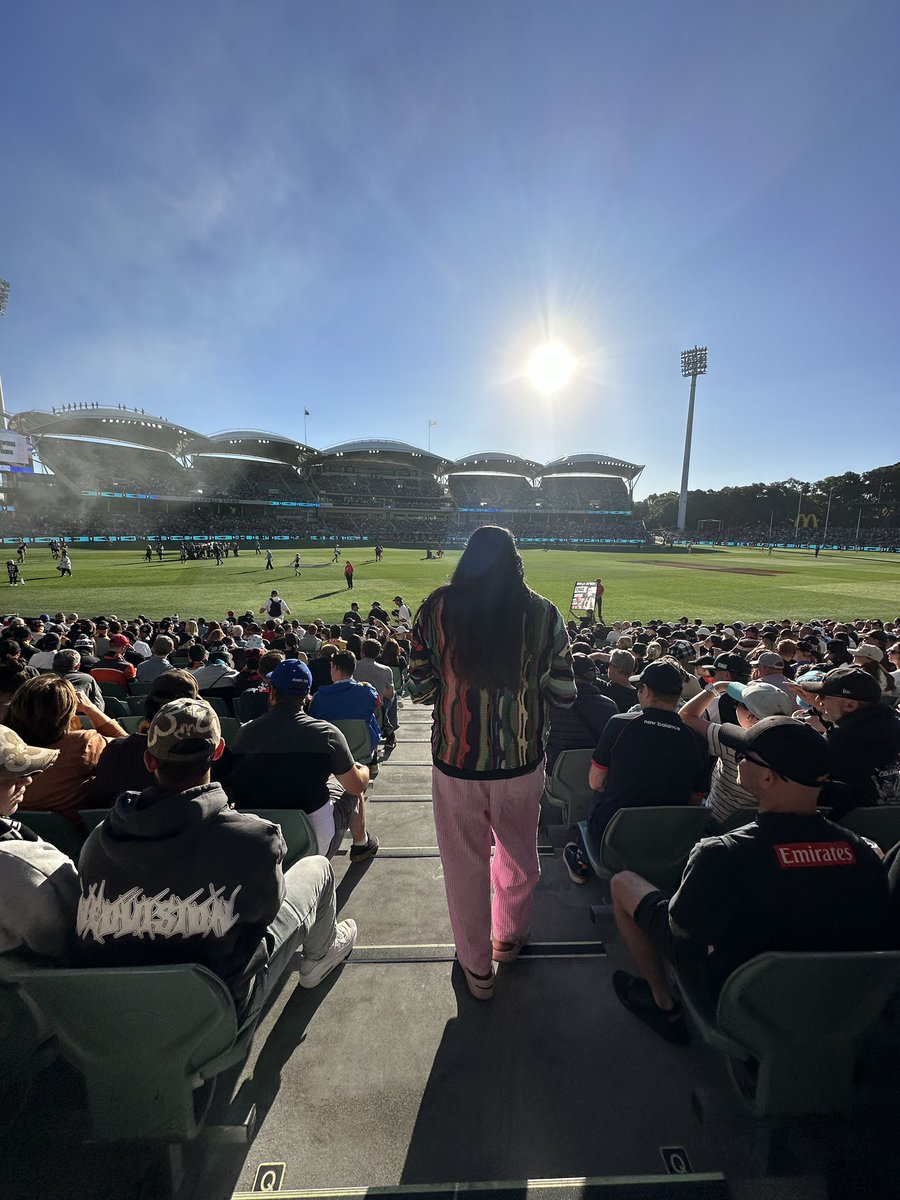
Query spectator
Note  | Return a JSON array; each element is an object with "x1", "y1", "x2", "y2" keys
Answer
[
  {"x1": 260, "y1": 591, "x2": 290, "y2": 620},
  {"x1": 678, "y1": 680, "x2": 792, "y2": 823},
  {"x1": 308, "y1": 643, "x2": 337, "y2": 694},
  {"x1": 0, "y1": 638, "x2": 38, "y2": 679},
  {"x1": 0, "y1": 666, "x2": 29, "y2": 723},
  {"x1": 135, "y1": 635, "x2": 175, "y2": 684},
  {"x1": 232, "y1": 650, "x2": 284, "y2": 721},
  {"x1": 545, "y1": 653, "x2": 617, "y2": 775},
  {"x1": 192, "y1": 649, "x2": 240, "y2": 692},
  {"x1": 298, "y1": 623, "x2": 323, "y2": 657},
  {"x1": 5, "y1": 676, "x2": 127, "y2": 823},
  {"x1": 29, "y1": 634, "x2": 62, "y2": 672},
  {"x1": 90, "y1": 634, "x2": 137, "y2": 691},
  {"x1": 592, "y1": 648, "x2": 639, "y2": 713},
  {"x1": 795, "y1": 666, "x2": 900, "y2": 816},
  {"x1": 51, "y1": 649, "x2": 106, "y2": 711},
  {"x1": 354, "y1": 639, "x2": 396, "y2": 748},
  {"x1": 565, "y1": 661, "x2": 708, "y2": 885},
  {"x1": 609, "y1": 718, "x2": 892, "y2": 1043},
  {"x1": 72, "y1": 637, "x2": 99, "y2": 671},
  {"x1": 408, "y1": 526, "x2": 575, "y2": 1000},
  {"x1": 0, "y1": 726, "x2": 79, "y2": 964},
  {"x1": 76, "y1": 697, "x2": 358, "y2": 1019},
  {"x1": 310, "y1": 651, "x2": 381, "y2": 757},
  {"x1": 87, "y1": 669, "x2": 206, "y2": 805},
  {"x1": 231, "y1": 659, "x2": 377, "y2": 862}
]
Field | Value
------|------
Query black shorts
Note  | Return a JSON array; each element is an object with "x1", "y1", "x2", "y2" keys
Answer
[{"x1": 634, "y1": 890, "x2": 717, "y2": 1011}]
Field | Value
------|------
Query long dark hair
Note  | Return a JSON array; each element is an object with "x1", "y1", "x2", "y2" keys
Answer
[{"x1": 425, "y1": 526, "x2": 534, "y2": 689}]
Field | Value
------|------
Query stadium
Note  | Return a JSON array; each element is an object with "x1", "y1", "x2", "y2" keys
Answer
[{"x1": 0, "y1": 406, "x2": 648, "y2": 549}]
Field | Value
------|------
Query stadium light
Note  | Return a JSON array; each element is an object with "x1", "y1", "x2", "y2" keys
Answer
[
  {"x1": 677, "y1": 346, "x2": 708, "y2": 531},
  {"x1": 0, "y1": 279, "x2": 10, "y2": 317}
]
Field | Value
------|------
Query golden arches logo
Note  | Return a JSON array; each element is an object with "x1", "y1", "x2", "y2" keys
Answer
[{"x1": 797, "y1": 513, "x2": 819, "y2": 530}]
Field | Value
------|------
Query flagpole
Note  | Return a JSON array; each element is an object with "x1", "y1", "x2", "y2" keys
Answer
[{"x1": 304, "y1": 410, "x2": 309, "y2": 445}]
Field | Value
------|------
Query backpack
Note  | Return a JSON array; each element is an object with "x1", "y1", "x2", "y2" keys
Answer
[{"x1": 269, "y1": 599, "x2": 282, "y2": 618}]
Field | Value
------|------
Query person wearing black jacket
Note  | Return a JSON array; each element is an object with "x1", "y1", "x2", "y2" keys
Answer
[
  {"x1": 76, "y1": 697, "x2": 357, "y2": 1020},
  {"x1": 545, "y1": 654, "x2": 617, "y2": 774},
  {"x1": 795, "y1": 666, "x2": 900, "y2": 818}
]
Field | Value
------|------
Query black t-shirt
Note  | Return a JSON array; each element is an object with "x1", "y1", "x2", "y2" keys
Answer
[
  {"x1": 669, "y1": 812, "x2": 894, "y2": 986},
  {"x1": 596, "y1": 678, "x2": 639, "y2": 714},
  {"x1": 588, "y1": 708, "x2": 708, "y2": 842},
  {"x1": 229, "y1": 706, "x2": 353, "y2": 816},
  {"x1": 343, "y1": 610, "x2": 363, "y2": 627}
]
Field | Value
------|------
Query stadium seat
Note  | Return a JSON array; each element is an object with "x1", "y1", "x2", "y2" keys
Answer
[
  {"x1": 676, "y1": 950, "x2": 900, "y2": 1117},
  {"x1": 331, "y1": 719, "x2": 375, "y2": 765},
  {"x1": 16, "y1": 811, "x2": 84, "y2": 859},
  {"x1": 199, "y1": 692, "x2": 233, "y2": 720},
  {"x1": 232, "y1": 692, "x2": 264, "y2": 722},
  {"x1": 578, "y1": 806, "x2": 711, "y2": 895},
  {"x1": 239, "y1": 808, "x2": 318, "y2": 867},
  {"x1": 14, "y1": 964, "x2": 258, "y2": 1141},
  {"x1": 101, "y1": 695, "x2": 129, "y2": 719},
  {"x1": 219, "y1": 717, "x2": 241, "y2": 746},
  {"x1": 543, "y1": 748, "x2": 594, "y2": 827},
  {"x1": 715, "y1": 807, "x2": 758, "y2": 834},
  {"x1": 130, "y1": 680, "x2": 153, "y2": 696},
  {"x1": 834, "y1": 807, "x2": 900, "y2": 853},
  {"x1": 116, "y1": 715, "x2": 144, "y2": 734},
  {"x1": 0, "y1": 973, "x2": 57, "y2": 1107},
  {"x1": 125, "y1": 696, "x2": 148, "y2": 716},
  {"x1": 98, "y1": 680, "x2": 130, "y2": 702},
  {"x1": 80, "y1": 809, "x2": 110, "y2": 832}
]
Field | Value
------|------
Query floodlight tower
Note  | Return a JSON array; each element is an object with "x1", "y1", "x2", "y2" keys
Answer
[
  {"x1": 677, "y1": 345, "x2": 708, "y2": 531},
  {"x1": 0, "y1": 279, "x2": 9, "y2": 431}
]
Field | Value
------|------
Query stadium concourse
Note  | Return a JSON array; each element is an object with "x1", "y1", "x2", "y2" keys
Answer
[
  {"x1": 2, "y1": 597, "x2": 900, "y2": 1199},
  {"x1": 0, "y1": 409, "x2": 648, "y2": 549}
]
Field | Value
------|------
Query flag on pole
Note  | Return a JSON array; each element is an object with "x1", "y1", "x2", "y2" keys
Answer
[{"x1": 304, "y1": 408, "x2": 310, "y2": 416}]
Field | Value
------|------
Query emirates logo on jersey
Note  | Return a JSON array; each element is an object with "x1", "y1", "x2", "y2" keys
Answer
[{"x1": 774, "y1": 841, "x2": 857, "y2": 868}]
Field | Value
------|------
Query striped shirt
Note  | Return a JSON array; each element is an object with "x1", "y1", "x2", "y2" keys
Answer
[
  {"x1": 408, "y1": 593, "x2": 576, "y2": 778},
  {"x1": 706, "y1": 721, "x2": 757, "y2": 822}
]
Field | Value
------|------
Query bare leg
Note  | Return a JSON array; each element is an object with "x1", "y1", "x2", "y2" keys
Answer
[{"x1": 611, "y1": 871, "x2": 675, "y2": 1010}]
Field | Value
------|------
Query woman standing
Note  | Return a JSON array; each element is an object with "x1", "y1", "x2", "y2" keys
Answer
[{"x1": 408, "y1": 526, "x2": 575, "y2": 999}]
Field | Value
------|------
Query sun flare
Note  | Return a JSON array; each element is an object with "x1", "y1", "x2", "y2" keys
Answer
[{"x1": 526, "y1": 341, "x2": 574, "y2": 394}]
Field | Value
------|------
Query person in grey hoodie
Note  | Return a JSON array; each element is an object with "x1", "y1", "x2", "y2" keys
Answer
[
  {"x1": 0, "y1": 725, "x2": 79, "y2": 965},
  {"x1": 76, "y1": 697, "x2": 357, "y2": 1019}
]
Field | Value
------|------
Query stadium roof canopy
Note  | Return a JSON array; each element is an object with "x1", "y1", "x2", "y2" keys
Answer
[
  {"x1": 9, "y1": 408, "x2": 203, "y2": 456},
  {"x1": 187, "y1": 430, "x2": 315, "y2": 467},
  {"x1": 542, "y1": 452, "x2": 644, "y2": 481},
  {"x1": 309, "y1": 439, "x2": 452, "y2": 473},
  {"x1": 451, "y1": 452, "x2": 543, "y2": 475}
]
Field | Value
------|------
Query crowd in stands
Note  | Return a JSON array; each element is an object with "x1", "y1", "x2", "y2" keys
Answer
[
  {"x1": 662, "y1": 523, "x2": 900, "y2": 549},
  {"x1": 448, "y1": 473, "x2": 537, "y2": 508},
  {"x1": 311, "y1": 469, "x2": 448, "y2": 506}
]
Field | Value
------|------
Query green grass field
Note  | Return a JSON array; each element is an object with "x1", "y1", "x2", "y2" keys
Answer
[{"x1": 4, "y1": 544, "x2": 899, "y2": 624}]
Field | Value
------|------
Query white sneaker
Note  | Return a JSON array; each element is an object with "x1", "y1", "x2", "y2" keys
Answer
[{"x1": 297, "y1": 919, "x2": 358, "y2": 988}]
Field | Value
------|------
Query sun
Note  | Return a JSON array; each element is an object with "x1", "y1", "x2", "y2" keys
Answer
[{"x1": 526, "y1": 341, "x2": 574, "y2": 394}]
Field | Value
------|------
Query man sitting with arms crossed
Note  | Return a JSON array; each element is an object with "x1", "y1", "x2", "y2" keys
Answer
[
  {"x1": 232, "y1": 659, "x2": 378, "y2": 862},
  {"x1": 609, "y1": 717, "x2": 893, "y2": 1044},
  {"x1": 76, "y1": 697, "x2": 357, "y2": 1021}
]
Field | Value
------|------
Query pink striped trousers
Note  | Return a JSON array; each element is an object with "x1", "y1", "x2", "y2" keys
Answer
[{"x1": 431, "y1": 764, "x2": 544, "y2": 976}]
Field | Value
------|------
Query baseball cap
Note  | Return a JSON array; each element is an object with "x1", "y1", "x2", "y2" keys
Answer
[
  {"x1": 852, "y1": 643, "x2": 884, "y2": 663},
  {"x1": 0, "y1": 724, "x2": 60, "y2": 778},
  {"x1": 572, "y1": 653, "x2": 597, "y2": 681},
  {"x1": 726, "y1": 681, "x2": 793, "y2": 720},
  {"x1": 800, "y1": 666, "x2": 881, "y2": 704},
  {"x1": 108, "y1": 634, "x2": 130, "y2": 650},
  {"x1": 754, "y1": 652, "x2": 784, "y2": 669},
  {"x1": 630, "y1": 661, "x2": 683, "y2": 696},
  {"x1": 267, "y1": 658, "x2": 313, "y2": 696},
  {"x1": 146, "y1": 699, "x2": 222, "y2": 764},
  {"x1": 714, "y1": 653, "x2": 752, "y2": 681},
  {"x1": 74, "y1": 637, "x2": 94, "y2": 650},
  {"x1": 717, "y1": 716, "x2": 831, "y2": 788}
]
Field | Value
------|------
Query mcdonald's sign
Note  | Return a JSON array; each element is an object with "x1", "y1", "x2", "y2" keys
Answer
[{"x1": 797, "y1": 513, "x2": 819, "y2": 530}]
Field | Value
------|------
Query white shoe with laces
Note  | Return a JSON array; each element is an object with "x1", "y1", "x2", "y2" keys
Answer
[{"x1": 297, "y1": 919, "x2": 358, "y2": 988}]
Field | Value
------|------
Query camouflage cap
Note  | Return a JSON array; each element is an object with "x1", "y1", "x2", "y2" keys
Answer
[{"x1": 146, "y1": 698, "x2": 221, "y2": 764}]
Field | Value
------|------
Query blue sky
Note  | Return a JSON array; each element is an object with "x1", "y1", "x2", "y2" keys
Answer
[{"x1": 1, "y1": 0, "x2": 898, "y2": 497}]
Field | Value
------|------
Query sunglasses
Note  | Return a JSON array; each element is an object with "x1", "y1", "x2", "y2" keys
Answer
[{"x1": 734, "y1": 750, "x2": 770, "y2": 769}]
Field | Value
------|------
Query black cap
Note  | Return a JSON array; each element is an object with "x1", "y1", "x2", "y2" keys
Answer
[
  {"x1": 572, "y1": 653, "x2": 597, "y2": 681},
  {"x1": 717, "y1": 716, "x2": 831, "y2": 788},
  {"x1": 629, "y1": 661, "x2": 683, "y2": 696},
  {"x1": 799, "y1": 665, "x2": 881, "y2": 704},
  {"x1": 714, "y1": 653, "x2": 752, "y2": 681}
]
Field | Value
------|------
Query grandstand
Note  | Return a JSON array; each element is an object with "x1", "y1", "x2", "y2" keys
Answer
[{"x1": 2, "y1": 410, "x2": 647, "y2": 546}]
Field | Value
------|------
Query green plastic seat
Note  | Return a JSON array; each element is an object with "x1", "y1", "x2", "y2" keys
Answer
[
  {"x1": 578, "y1": 805, "x2": 711, "y2": 895},
  {"x1": 116, "y1": 714, "x2": 144, "y2": 734},
  {"x1": 15, "y1": 965, "x2": 256, "y2": 1141},
  {"x1": 0, "y1": 973, "x2": 57, "y2": 1094},
  {"x1": 835, "y1": 807, "x2": 900, "y2": 853},
  {"x1": 219, "y1": 717, "x2": 241, "y2": 747},
  {"x1": 199, "y1": 693, "x2": 231, "y2": 720},
  {"x1": 16, "y1": 810, "x2": 84, "y2": 859},
  {"x1": 98, "y1": 680, "x2": 130, "y2": 701},
  {"x1": 676, "y1": 950, "x2": 900, "y2": 1117},
  {"x1": 331, "y1": 718, "x2": 375, "y2": 764},
  {"x1": 101, "y1": 695, "x2": 129, "y2": 719},
  {"x1": 80, "y1": 809, "x2": 110, "y2": 832},
  {"x1": 543, "y1": 748, "x2": 594, "y2": 827},
  {"x1": 242, "y1": 808, "x2": 318, "y2": 866},
  {"x1": 130, "y1": 679, "x2": 153, "y2": 696},
  {"x1": 715, "y1": 807, "x2": 758, "y2": 834},
  {"x1": 125, "y1": 695, "x2": 149, "y2": 716}
]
